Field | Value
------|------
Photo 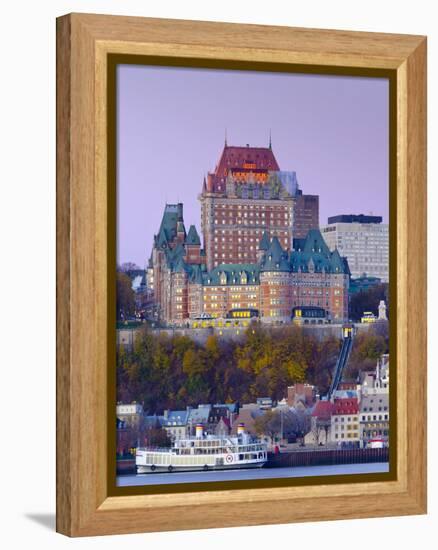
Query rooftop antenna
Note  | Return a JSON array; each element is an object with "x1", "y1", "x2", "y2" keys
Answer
[
  {"x1": 269, "y1": 129, "x2": 272, "y2": 149},
  {"x1": 224, "y1": 128, "x2": 228, "y2": 147}
]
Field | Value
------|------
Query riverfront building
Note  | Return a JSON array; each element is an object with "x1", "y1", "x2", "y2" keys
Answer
[
  {"x1": 359, "y1": 354, "x2": 390, "y2": 447},
  {"x1": 321, "y1": 214, "x2": 389, "y2": 282},
  {"x1": 330, "y1": 397, "x2": 360, "y2": 444}
]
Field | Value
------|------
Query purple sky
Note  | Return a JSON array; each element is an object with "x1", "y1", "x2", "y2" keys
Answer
[{"x1": 117, "y1": 65, "x2": 389, "y2": 267}]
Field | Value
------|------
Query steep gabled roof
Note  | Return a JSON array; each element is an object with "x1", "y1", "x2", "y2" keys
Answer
[
  {"x1": 156, "y1": 203, "x2": 184, "y2": 248},
  {"x1": 186, "y1": 225, "x2": 201, "y2": 245},
  {"x1": 164, "y1": 410, "x2": 189, "y2": 426},
  {"x1": 258, "y1": 231, "x2": 271, "y2": 251},
  {"x1": 290, "y1": 229, "x2": 350, "y2": 275},
  {"x1": 164, "y1": 242, "x2": 186, "y2": 271},
  {"x1": 187, "y1": 264, "x2": 204, "y2": 284},
  {"x1": 330, "y1": 247, "x2": 346, "y2": 273},
  {"x1": 333, "y1": 397, "x2": 359, "y2": 415},
  {"x1": 214, "y1": 144, "x2": 280, "y2": 178},
  {"x1": 301, "y1": 229, "x2": 331, "y2": 256},
  {"x1": 260, "y1": 236, "x2": 290, "y2": 272},
  {"x1": 203, "y1": 263, "x2": 260, "y2": 286}
]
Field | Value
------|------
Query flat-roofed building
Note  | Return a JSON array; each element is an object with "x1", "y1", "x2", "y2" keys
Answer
[{"x1": 321, "y1": 214, "x2": 388, "y2": 282}]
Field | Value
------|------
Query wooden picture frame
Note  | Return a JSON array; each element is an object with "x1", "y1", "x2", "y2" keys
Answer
[{"x1": 56, "y1": 13, "x2": 427, "y2": 536}]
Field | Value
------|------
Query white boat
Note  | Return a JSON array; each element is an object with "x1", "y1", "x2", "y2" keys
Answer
[{"x1": 136, "y1": 423, "x2": 268, "y2": 473}]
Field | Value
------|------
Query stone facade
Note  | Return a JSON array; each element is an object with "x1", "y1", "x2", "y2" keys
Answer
[
  {"x1": 199, "y1": 144, "x2": 318, "y2": 270},
  {"x1": 148, "y1": 143, "x2": 348, "y2": 325},
  {"x1": 150, "y1": 204, "x2": 349, "y2": 324}
]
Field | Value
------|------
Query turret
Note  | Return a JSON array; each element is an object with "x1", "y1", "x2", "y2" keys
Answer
[
  {"x1": 257, "y1": 231, "x2": 270, "y2": 262},
  {"x1": 176, "y1": 220, "x2": 186, "y2": 243},
  {"x1": 185, "y1": 225, "x2": 203, "y2": 264}
]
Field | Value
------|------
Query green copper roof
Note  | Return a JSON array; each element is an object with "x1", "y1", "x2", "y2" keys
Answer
[
  {"x1": 188, "y1": 264, "x2": 204, "y2": 284},
  {"x1": 203, "y1": 263, "x2": 260, "y2": 286},
  {"x1": 186, "y1": 225, "x2": 201, "y2": 245},
  {"x1": 258, "y1": 230, "x2": 270, "y2": 251},
  {"x1": 289, "y1": 229, "x2": 349, "y2": 274},
  {"x1": 260, "y1": 236, "x2": 290, "y2": 272},
  {"x1": 301, "y1": 229, "x2": 331, "y2": 256},
  {"x1": 164, "y1": 242, "x2": 186, "y2": 270},
  {"x1": 155, "y1": 204, "x2": 183, "y2": 248}
]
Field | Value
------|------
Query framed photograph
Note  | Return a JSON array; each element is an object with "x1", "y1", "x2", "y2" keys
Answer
[{"x1": 56, "y1": 13, "x2": 427, "y2": 536}]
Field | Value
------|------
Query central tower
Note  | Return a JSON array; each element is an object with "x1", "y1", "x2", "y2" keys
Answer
[{"x1": 199, "y1": 142, "x2": 297, "y2": 270}]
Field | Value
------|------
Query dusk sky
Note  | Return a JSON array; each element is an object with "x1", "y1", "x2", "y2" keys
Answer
[{"x1": 117, "y1": 65, "x2": 389, "y2": 267}]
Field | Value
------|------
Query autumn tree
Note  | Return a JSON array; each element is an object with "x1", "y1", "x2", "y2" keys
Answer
[
  {"x1": 145, "y1": 422, "x2": 171, "y2": 448},
  {"x1": 116, "y1": 324, "x2": 389, "y2": 415}
]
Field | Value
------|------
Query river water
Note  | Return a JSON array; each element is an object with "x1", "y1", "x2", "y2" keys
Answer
[{"x1": 116, "y1": 462, "x2": 389, "y2": 487}]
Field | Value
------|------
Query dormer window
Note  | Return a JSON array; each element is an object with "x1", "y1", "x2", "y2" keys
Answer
[
  {"x1": 240, "y1": 272, "x2": 247, "y2": 284},
  {"x1": 220, "y1": 272, "x2": 227, "y2": 285}
]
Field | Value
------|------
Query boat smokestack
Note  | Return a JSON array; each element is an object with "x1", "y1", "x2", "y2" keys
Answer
[
  {"x1": 195, "y1": 424, "x2": 203, "y2": 439},
  {"x1": 237, "y1": 423, "x2": 245, "y2": 435}
]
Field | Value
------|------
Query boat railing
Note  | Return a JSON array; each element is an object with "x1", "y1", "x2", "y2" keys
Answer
[{"x1": 137, "y1": 446, "x2": 175, "y2": 453}]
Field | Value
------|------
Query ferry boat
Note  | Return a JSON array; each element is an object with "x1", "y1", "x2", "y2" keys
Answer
[{"x1": 136, "y1": 423, "x2": 268, "y2": 473}]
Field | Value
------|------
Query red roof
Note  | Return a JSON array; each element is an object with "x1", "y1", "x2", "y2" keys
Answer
[
  {"x1": 312, "y1": 401, "x2": 334, "y2": 419},
  {"x1": 333, "y1": 398, "x2": 359, "y2": 415},
  {"x1": 215, "y1": 145, "x2": 280, "y2": 177}
]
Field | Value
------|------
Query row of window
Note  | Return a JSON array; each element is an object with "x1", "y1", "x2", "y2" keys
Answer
[
  {"x1": 334, "y1": 416, "x2": 358, "y2": 422},
  {"x1": 213, "y1": 204, "x2": 291, "y2": 211},
  {"x1": 334, "y1": 424, "x2": 359, "y2": 431},
  {"x1": 361, "y1": 414, "x2": 389, "y2": 421}
]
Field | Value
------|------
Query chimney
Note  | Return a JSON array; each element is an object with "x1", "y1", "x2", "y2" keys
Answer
[
  {"x1": 195, "y1": 424, "x2": 203, "y2": 439},
  {"x1": 237, "y1": 423, "x2": 245, "y2": 436}
]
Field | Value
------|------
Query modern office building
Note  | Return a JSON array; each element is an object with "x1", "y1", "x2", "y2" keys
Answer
[{"x1": 321, "y1": 214, "x2": 389, "y2": 282}]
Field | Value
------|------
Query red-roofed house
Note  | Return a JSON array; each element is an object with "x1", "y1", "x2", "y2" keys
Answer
[{"x1": 331, "y1": 397, "x2": 360, "y2": 446}]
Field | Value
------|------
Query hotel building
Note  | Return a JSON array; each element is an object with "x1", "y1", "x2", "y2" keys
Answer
[
  {"x1": 199, "y1": 142, "x2": 319, "y2": 270},
  {"x1": 149, "y1": 203, "x2": 349, "y2": 324}
]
